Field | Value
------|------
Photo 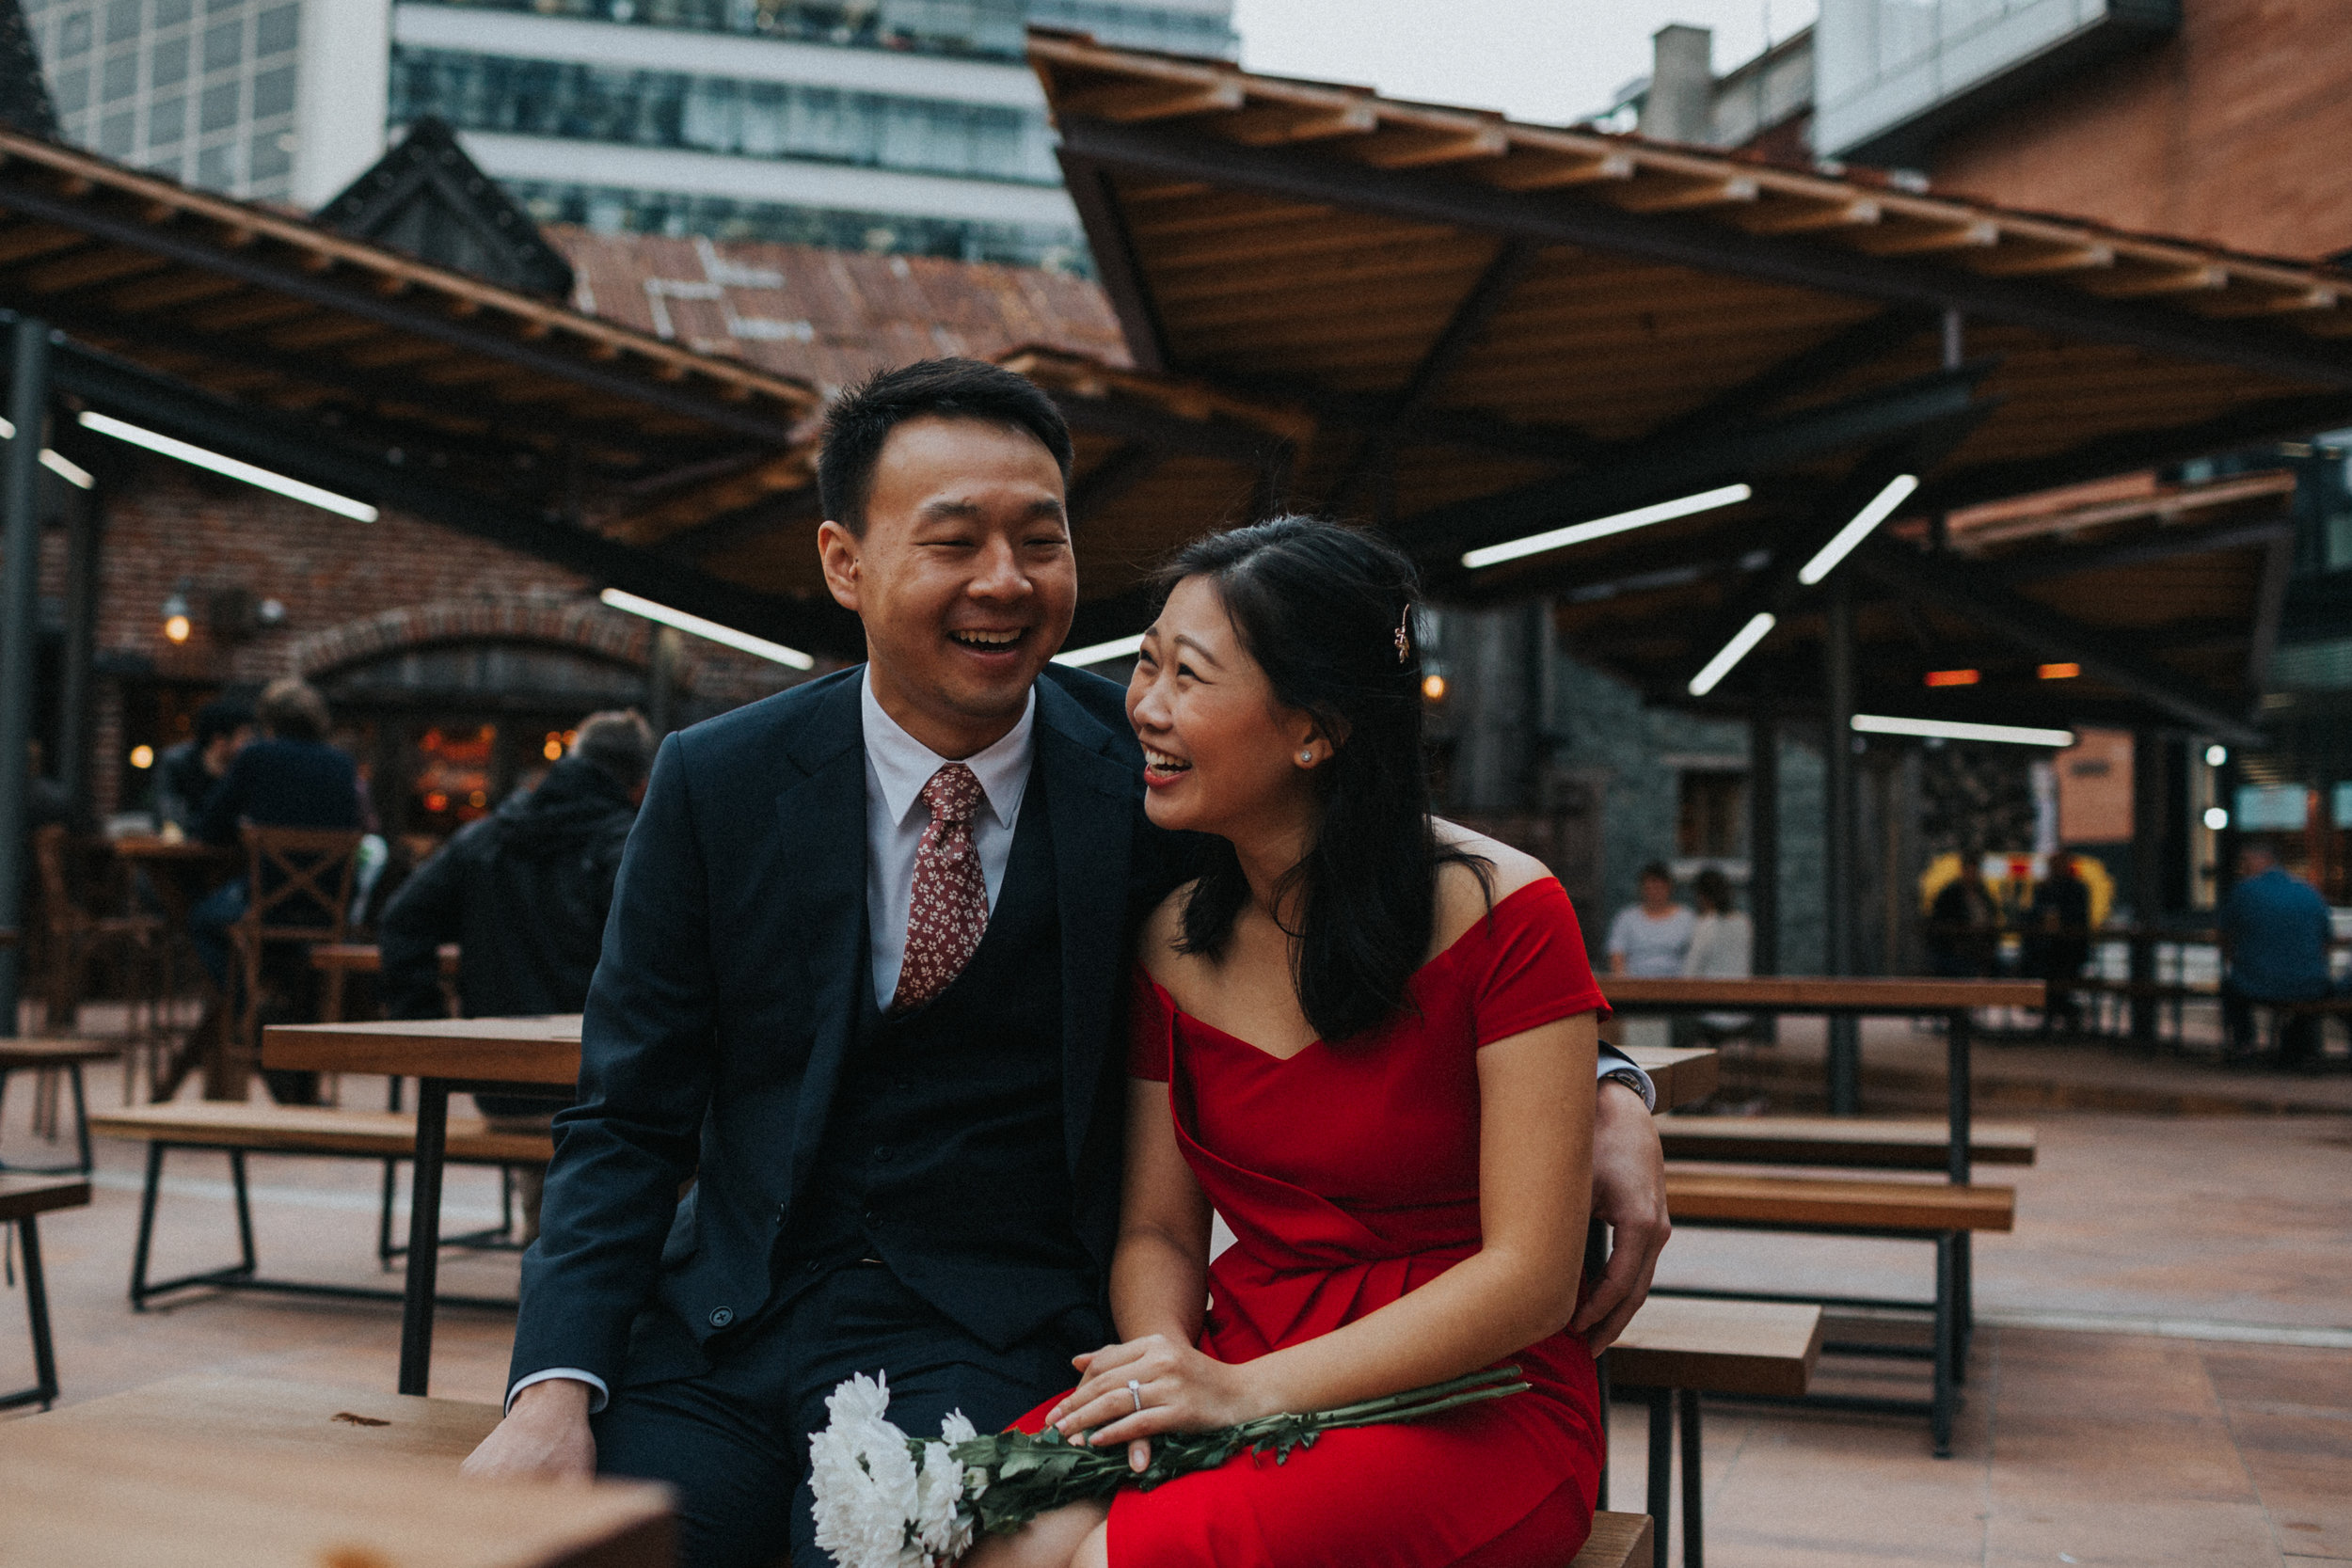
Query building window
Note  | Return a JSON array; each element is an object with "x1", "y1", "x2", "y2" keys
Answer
[{"x1": 1677, "y1": 769, "x2": 1747, "y2": 860}]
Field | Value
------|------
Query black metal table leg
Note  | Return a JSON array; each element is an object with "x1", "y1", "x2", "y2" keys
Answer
[
  {"x1": 396, "y1": 1077, "x2": 451, "y2": 1396},
  {"x1": 1678, "y1": 1388, "x2": 1702, "y2": 1568},
  {"x1": 69, "y1": 1062, "x2": 90, "y2": 1175},
  {"x1": 1931, "y1": 1233, "x2": 1957, "y2": 1458},
  {"x1": 1647, "y1": 1388, "x2": 1672, "y2": 1568},
  {"x1": 19, "y1": 1215, "x2": 56, "y2": 1409}
]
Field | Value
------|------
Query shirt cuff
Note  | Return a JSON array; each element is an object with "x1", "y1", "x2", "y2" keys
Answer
[
  {"x1": 1595, "y1": 1051, "x2": 1658, "y2": 1113},
  {"x1": 507, "y1": 1368, "x2": 610, "y2": 1415}
]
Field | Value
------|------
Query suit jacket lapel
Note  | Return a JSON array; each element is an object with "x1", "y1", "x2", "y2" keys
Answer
[
  {"x1": 777, "y1": 672, "x2": 870, "y2": 1208},
  {"x1": 1033, "y1": 678, "x2": 1139, "y2": 1177}
]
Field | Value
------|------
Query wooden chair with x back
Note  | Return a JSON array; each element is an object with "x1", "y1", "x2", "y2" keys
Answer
[{"x1": 226, "y1": 825, "x2": 365, "y2": 1101}]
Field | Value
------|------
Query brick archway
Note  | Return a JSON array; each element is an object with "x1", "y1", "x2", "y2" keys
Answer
[{"x1": 288, "y1": 596, "x2": 657, "y2": 683}]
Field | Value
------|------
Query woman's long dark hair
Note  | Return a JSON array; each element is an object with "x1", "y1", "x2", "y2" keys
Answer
[{"x1": 1166, "y1": 516, "x2": 1486, "y2": 1043}]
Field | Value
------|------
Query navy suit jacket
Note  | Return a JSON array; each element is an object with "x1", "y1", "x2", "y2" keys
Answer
[{"x1": 510, "y1": 664, "x2": 1182, "y2": 1389}]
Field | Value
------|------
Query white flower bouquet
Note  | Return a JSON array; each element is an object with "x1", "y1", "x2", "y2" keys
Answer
[{"x1": 808, "y1": 1365, "x2": 1529, "y2": 1568}]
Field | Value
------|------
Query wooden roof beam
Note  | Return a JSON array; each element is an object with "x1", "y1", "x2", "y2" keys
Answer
[
  {"x1": 1612, "y1": 175, "x2": 1760, "y2": 215},
  {"x1": 1855, "y1": 219, "x2": 2000, "y2": 258},
  {"x1": 1057, "y1": 75, "x2": 1245, "y2": 123},
  {"x1": 1970, "y1": 243, "x2": 2114, "y2": 278},
  {"x1": 1219, "y1": 99, "x2": 1379, "y2": 147},
  {"x1": 1740, "y1": 198, "x2": 1880, "y2": 236},
  {"x1": 1484, "y1": 150, "x2": 1634, "y2": 192},
  {"x1": 2201, "y1": 284, "x2": 2341, "y2": 319},
  {"x1": 1353, "y1": 120, "x2": 1511, "y2": 170},
  {"x1": 2090, "y1": 263, "x2": 2228, "y2": 298}
]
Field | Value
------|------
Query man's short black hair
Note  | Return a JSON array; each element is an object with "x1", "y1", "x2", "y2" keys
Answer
[
  {"x1": 818, "y1": 357, "x2": 1073, "y2": 536},
  {"x1": 194, "y1": 695, "x2": 254, "y2": 748}
]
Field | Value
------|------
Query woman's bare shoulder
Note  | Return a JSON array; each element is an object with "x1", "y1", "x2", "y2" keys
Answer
[
  {"x1": 1138, "y1": 882, "x2": 1200, "y2": 990},
  {"x1": 1430, "y1": 817, "x2": 1554, "y2": 950}
]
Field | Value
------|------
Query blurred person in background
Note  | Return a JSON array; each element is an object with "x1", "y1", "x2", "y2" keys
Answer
[
  {"x1": 1609, "y1": 861, "x2": 1693, "y2": 1052},
  {"x1": 378, "y1": 709, "x2": 656, "y2": 1243},
  {"x1": 2219, "y1": 841, "x2": 2334, "y2": 1069},
  {"x1": 189, "y1": 677, "x2": 361, "y2": 1103},
  {"x1": 1926, "y1": 848, "x2": 2001, "y2": 979},
  {"x1": 1683, "y1": 866, "x2": 1754, "y2": 1047},
  {"x1": 154, "y1": 696, "x2": 254, "y2": 833},
  {"x1": 2026, "y1": 853, "x2": 2093, "y2": 1036}
]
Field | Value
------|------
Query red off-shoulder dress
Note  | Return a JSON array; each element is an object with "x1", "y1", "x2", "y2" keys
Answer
[{"x1": 1019, "y1": 877, "x2": 1611, "y2": 1568}]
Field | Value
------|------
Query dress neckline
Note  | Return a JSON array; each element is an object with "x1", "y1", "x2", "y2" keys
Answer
[{"x1": 1141, "y1": 879, "x2": 1554, "y2": 1065}]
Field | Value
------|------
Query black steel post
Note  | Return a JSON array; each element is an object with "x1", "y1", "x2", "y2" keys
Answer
[
  {"x1": 398, "y1": 1077, "x2": 452, "y2": 1395},
  {"x1": 57, "y1": 487, "x2": 99, "y2": 816},
  {"x1": 2129, "y1": 729, "x2": 2167, "y2": 1043},
  {"x1": 1749, "y1": 706, "x2": 1780, "y2": 977},
  {"x1": 0, "y1": 317, "x2": 54, "y2": 1037},
  {"x1": 1825, "y1": 578, "x2": 1861, "y2": 1114}
]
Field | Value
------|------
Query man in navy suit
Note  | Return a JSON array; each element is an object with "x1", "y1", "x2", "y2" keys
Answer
[{"x1": 462, "y1": 360, "x2": 1672, "y2": 1568}]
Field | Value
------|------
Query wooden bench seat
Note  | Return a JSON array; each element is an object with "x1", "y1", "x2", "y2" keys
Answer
[
  {"x1": 87, "y1": 1102, "x2": 550, "y2": 1312},
  {"x1": 0, "y1": 1173, "x2": 91, "y2": 1412},
  {"x1": 1573, "y1": 1513, "x2": 1654, "y2": 1568},
  {"x1": 1664, "y1": 1171, "x2": 2015, "y2": 1233},
  {"x1": 1658, "y1": 1116, "x2": 2036, "y2": 1171},
  {"x1": 1605, "y1": 1299, "x2": 1820, "y2": 1568},
  {"x1": 89, "y1": 1101, "x2": 554, "y2": 1164}
]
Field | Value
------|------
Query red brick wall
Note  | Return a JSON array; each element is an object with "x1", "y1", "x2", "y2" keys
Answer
[
  {"x1": 16, "y1": 453, "x2": 811, "y2": 816},
  {"x1": 1931, "y1": 0, "x2": 2352, "y2": 261}
]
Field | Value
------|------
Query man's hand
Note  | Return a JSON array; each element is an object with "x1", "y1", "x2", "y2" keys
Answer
[
  {"x1": 460, "y1": 1378, "x2": 597, "y2": 1482},
  {"x1": 1573, "y1": 1080, "x2": 1669, "y2": 1354}
]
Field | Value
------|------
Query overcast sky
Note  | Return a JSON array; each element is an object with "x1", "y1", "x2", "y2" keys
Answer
[{"x1": 1228, "y1": 0, "x2": 1820, "y2": 126}]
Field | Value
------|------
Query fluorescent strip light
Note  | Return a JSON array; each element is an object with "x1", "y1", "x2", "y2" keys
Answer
[
  {"x1": 1687, "y1": 611, "x2": 1776, "y2": 696},
  {"x1": 598, "y1": 587, "x2": 815, "y2": 670},
  {"x1": 1797, "y1": 473, "x2": 1918, "y2": 586},
  {"x1": 1851, "y1": 713, "x2": 2075, "y2": 748},
  {"x1": 1462, "y1": 483, "x2": 1753, "y2": 571},
  {"x1": 1053, "y1": 632, "x2": 1145, "y2": 667},
  {"x1": 78, "y1": 410, "x2": 379, "y2": 521},
  {"x1": 0, "y1": 416, "x2": 98, "y2": 489}
]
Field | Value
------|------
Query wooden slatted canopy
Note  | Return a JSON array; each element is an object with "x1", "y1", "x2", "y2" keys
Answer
[
  {"x1": 0, "y1": 123, "x2": 866, "y2": 648},
  {"x1": 1028, "y1": 32, "x2": 2352, "y2": 740}
]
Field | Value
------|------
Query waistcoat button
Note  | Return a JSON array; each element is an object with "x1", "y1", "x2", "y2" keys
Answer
[{"x1": 707, "y1": 1307, "x2": 734, "y2": 1328}]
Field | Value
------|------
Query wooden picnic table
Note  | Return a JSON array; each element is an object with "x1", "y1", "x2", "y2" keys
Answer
[
  {"x1": 0, "y1": 1372, "x2": 672, "y2": 1566},
  {"x1": 109, "y1": 833, "x2": 239, "y2": 1100},
  {"x1": 265, "y1": 1012, "x2": 1716, "y2": 1395},
  {"x1": 310, "y1": 941, "x2": 461, "y2": 976}
]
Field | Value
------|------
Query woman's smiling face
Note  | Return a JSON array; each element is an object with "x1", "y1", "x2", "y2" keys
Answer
[{"x1": 1125, "y1": 575, "x2": 1325, "y2": 840}]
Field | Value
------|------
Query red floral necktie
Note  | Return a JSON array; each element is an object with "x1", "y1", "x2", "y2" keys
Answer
[{"x1": 889, "y1": 762, "x2": 990, "y2": 1013}]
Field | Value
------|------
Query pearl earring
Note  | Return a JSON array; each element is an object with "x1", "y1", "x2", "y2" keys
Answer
[{"x1": 1299, "y1": 750, "x2": 1313, "y2": 765}]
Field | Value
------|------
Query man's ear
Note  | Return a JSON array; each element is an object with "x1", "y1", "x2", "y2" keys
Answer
[{"x1": 818, "y1": 520, "x2": 862, "y2": 613}]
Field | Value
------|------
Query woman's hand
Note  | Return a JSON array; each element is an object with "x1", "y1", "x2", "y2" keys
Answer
[{"x1": 1048, "y1": 1335, "x2": 1263, "y2": 1464}]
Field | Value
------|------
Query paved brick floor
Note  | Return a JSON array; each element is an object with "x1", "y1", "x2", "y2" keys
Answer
[{"x1": 2, "y1": 1036, "x2": 2346, "y2": 1565}]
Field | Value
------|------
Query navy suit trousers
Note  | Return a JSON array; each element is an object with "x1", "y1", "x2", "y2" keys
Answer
[{"x1": 594, "y1": 1263, "x2": 1104, "y2": 1568}]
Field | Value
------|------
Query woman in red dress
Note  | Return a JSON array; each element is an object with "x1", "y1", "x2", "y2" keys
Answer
[{"x1": 969, "y1": 518, "x2": 1608, "y2": 1568}]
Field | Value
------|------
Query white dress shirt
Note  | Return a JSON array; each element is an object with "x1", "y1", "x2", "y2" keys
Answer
[{"x1": 861, "y1": 671, "x2": 1035, "y2": 1010}]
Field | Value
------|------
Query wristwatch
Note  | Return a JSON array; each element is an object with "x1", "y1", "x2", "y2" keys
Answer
[{"x1": 1599, "y1": 1066, "x2": 1656, "y2": 1113}]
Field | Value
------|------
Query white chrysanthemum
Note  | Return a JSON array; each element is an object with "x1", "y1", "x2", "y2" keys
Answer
[
  {"x1": 939, "y1": 1410, "x2": 977, "y2": 1446},
  {"x1": 809, "y1": 1373, "x2": 934, "y2": 1568},
  {"x1": 912, "y1": 1439, "x2": 977, "y2": 1562}
]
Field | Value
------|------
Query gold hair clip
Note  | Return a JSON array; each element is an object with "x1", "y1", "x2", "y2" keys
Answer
[{"x1": 1395, "y1": 604, "x2": 1412, "y2": 664}]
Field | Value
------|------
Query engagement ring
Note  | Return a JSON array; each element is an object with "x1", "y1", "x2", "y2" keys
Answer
[{"x1": 1127, "y1": 1379, "x2": 1144, "y2": 1412}]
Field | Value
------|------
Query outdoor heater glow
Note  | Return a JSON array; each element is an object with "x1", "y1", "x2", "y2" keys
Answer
[
  {"x1": 1851, "y1": 714, "x2": 2075, "y2": 747},
  {"x1": 1461, "y1": 483, "x2": 1753, "y2": 571},
  {"x1": 1054, "y1": 631, "x2": 1146, "y2": 667},
  {"x1": 77, "y1": 410, "x2": 378, "y2": 521},
  {"x1": 1797, "y1": 473, "x2": 1918, "y2": 586},
  {"x1": 1687, "y1": 611, "x2": 1776, "y2": 696},
  {"x1": 598, "y1": 587, "x2": 815, "y2": 670}
]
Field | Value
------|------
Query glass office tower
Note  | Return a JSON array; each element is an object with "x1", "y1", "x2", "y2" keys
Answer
[{"x1": 24, "y1": 0, "x2": 1235, "y2": 266}]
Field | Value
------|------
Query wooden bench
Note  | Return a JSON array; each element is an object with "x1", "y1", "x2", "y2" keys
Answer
[
  {"x1": 1661, "y1": 1171, "x2": 2015, "y2": 1457},
  {"x1": 0, "y1": 1037, "x2": 119, "y2": 1174},
  {"x1": 0, "y1": 1374, "x2": 671, "y2": 1567},
  {"x1": 1574, "y1": 1513, "x2": 1655, "y2": 1568},
  {"x1": 0, "y1": 1173, "x2": 91, "y2": 1412},
  {"x1": 1658, "y1": 1116, "x2": 2036, "y2": 1171},
  {"x1": 1604, "y1": 1298, "x2": 1820, "y2": 1568},
  {"x1": 87, "y1": 1101, "x2": 551, "y2": 1311}
]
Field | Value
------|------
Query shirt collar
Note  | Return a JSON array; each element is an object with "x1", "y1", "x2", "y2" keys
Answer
[{"x1": 860, "y1": 667, "x2": 1035, "y2": 831}]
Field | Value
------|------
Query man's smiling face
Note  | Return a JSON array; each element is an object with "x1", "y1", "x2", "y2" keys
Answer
[{"x1": 818, "y1": 414, "x2": 1076, "y2": 758}]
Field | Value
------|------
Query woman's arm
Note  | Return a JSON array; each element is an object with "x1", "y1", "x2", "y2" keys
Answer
[
  {"x1": 1107, "y1": 1074, "x2": 1215, "y2": 1347},
  {"x1": 1050, "y1": 1011, "x2": 1597, "y2": 1446}
]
